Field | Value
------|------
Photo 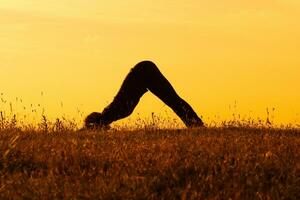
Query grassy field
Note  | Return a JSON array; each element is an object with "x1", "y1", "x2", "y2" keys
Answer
[{"x1": 0, "y1": 120, "x2": 299, "y2": 199}]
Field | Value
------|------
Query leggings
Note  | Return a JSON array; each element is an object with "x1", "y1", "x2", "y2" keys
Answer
[{"x1": 98, "y1": 61, "x2": 204, "y2": 127}]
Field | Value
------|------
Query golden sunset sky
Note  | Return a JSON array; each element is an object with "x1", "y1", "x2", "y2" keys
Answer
[{"x1": 1, "y1": 0, "x2": 299, "y2": 126}]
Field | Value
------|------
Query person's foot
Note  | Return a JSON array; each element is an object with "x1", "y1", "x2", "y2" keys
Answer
[
  {"x1": 187, "y1": 118, "x2": 205, "y2": 128},
  {"x1": 84, "y1": 112, "x2": 110, "y2": 130}
]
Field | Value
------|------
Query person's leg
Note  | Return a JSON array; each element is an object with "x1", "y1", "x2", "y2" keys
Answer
[
  {"x1": 85, "y1": 61, "x2": 204, "y2": 128},
  {"x1": 134, "y1": 61, "x2": 204, "y2": 127}
]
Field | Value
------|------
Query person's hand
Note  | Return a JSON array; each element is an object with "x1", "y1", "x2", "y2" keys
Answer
[{"x1": 84, "y1": 112, "x2": 110, "y2": 130}]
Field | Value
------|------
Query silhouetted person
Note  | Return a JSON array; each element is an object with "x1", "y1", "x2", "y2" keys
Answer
[{"x1": 85, "y1": 61, "x2": 204, "y2": 129}]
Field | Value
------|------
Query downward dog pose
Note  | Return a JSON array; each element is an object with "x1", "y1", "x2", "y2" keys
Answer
[{"x1": 85, "y1": 61, "x2": 204, "y2": 128}]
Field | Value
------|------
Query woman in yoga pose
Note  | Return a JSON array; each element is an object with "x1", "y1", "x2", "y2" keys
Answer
[{"x1": 85, "y1": 61, "x2": 204, "y2": 129}]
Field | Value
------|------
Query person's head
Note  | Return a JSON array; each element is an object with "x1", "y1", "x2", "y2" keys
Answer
[{"x1": 84, "y1": 112, "x2": 102, "y2": 129}]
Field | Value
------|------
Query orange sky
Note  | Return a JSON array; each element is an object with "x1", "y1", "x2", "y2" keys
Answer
[{"x1": 1, "y1": 0, "x2": 300, "y2": 126}]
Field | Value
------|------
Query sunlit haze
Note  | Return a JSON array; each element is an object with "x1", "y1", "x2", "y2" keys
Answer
[{"x1": 1, "y1": 0, "x2": 300, "y2": 126}]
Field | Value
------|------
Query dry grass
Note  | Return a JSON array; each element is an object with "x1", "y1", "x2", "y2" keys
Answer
[{"x1": 0, "y1": 116, "x2": 299, "y2": 200}]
